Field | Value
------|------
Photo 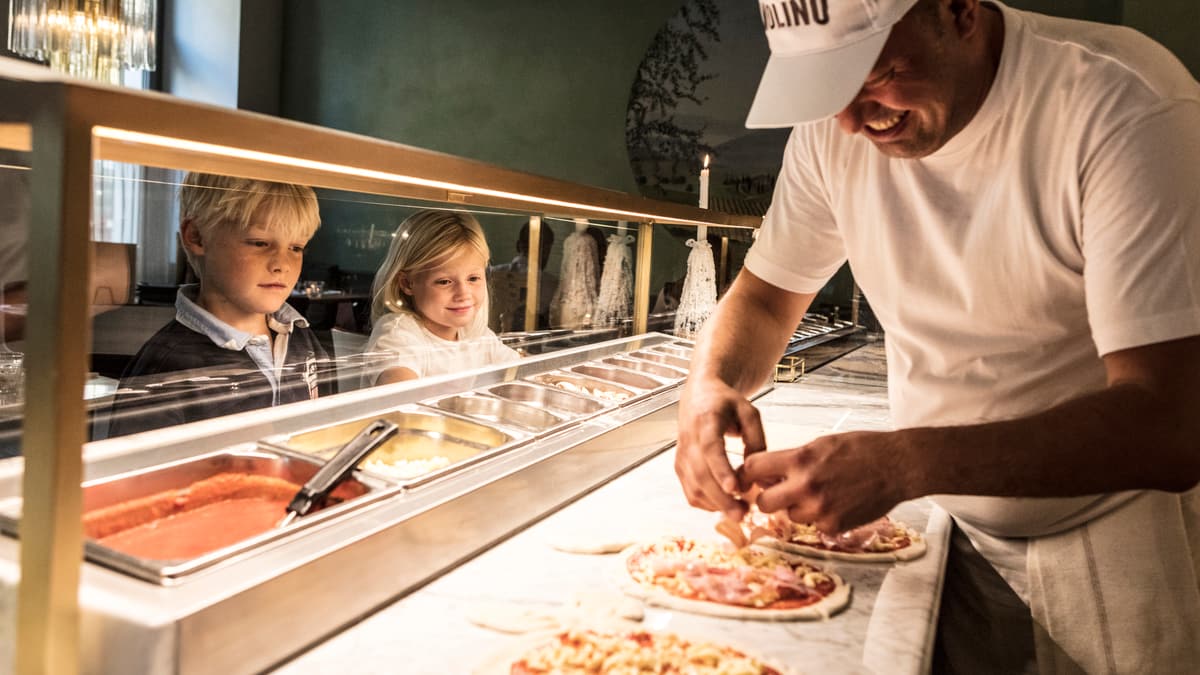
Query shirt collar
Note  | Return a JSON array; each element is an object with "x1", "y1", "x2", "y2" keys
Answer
[{"x1": 175, "y1": 284, "x2": 308, "y2": 351}]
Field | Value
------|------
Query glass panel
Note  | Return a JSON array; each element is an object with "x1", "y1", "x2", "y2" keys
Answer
[
  {"x1": 0, "y1": 149, "x2": 29, "y2": 460},
  {"x1": 78, "y1": 168, "x2": 697, "y2": 439},
  {"x1": 0, "y1": 152, "x2": 764, "y2": 447}
]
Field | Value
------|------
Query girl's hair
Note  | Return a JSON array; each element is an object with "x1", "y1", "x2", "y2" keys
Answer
[
  {"x1": 370, "y1": 210, "x2": 492, "y2": 334},
  {"x1": 179, "y1": 172, "x2": 321, "y2": 275}
]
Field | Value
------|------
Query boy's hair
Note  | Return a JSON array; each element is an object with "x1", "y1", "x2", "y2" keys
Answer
[
  {"x1": 370, "y1": 210, "x2": 491, "y2": 327},
  {"x1": 179, "y1": 172, "x2": 321, "y2": 275}
]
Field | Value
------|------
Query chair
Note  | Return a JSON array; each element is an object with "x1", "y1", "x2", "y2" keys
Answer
[{"x1": 330, "y1": 328, "x2": 369, "y2": 394}]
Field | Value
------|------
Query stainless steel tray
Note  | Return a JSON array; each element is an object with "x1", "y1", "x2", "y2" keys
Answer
[
  {"x1": 261, "y1": 408, "x2": 518, "y2": 488},
  {"x1": 569, "y1": 363, "x2": 664, "y2": 391},
  {"x1": 601, "y1": 355, "x2": 686, "y2": 380},
  {"x1": 425, "y1": 393, "x2": 563, "y2": 433},
  {"x1": 483, "y1": 381, "x2": 606, "y2": 418},
  {"x1": 627, "y1": 349, "x2": 690, "y2": 371},
  {"x1": 652, "y1": 343, "x2": 693, "y2": 359},
  {"x1": 0, "y1": 449, "x2": 377, "y2": 584},
  {"x1": 527, "y1": 371, "x2": 638, "y2": 403}
]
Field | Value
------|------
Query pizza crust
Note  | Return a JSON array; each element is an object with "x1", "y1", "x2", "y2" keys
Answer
[
  {"x1": 614, "y1": 542, "x2": 851, "y2": 621},
  {"x1": 756, "y1": 522, "x2": 927, "y2": 563},
  {"x1": 548, "y1": 532, "x2": 636, "y2": 555},
  {"x1": 471, "y1": 623, "x2": 797, "y2": 675},
  {"x1": 466, "y1": 601, "x2": 562, "y2": 634},
  {"x1": 467, "y1": 593, "x2": 644, "y2": 635},
  {"x1": 759, "y1": 531, "x2": 927, "y2": 562}
]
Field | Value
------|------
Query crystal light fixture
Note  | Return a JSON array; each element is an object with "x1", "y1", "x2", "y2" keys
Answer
[{"x1": 7, "y1": 0, "x2": 156, "y2": 84}]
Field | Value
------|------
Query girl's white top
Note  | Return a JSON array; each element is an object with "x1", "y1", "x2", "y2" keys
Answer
[{"x1": 363, "y1": 312, "x2": 518, "y2": 385}]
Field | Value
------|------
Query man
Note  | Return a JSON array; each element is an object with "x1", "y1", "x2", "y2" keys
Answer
[
  {"x1": 675, "y1": 0, "x2": 1200, "y2": 672},
  {"x1": 489, "y1": 221, "x2": 557, "y2": 332}
]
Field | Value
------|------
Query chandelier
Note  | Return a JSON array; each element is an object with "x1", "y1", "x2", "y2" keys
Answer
[{"x1": 7, "y1": 0, "x2": 156, "y2": 84}]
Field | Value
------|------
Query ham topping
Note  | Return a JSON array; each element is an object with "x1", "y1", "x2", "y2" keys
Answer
[{"x1": 630, "y1": 540, "x2": 828, "y2": 608}]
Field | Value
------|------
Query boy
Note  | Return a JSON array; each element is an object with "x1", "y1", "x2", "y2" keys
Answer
[{"x1": 105, "y1": 172, "x2": 332, "y2": 437}]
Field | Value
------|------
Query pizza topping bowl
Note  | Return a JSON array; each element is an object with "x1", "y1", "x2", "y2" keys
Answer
[
  {"x1": 78, "y1": 452, "x2": 372, "y2": 568},
  {"x1": 264, "y1": 410, "x2": 515, "y2": 486},
  {"x1": 529, "y1": 372, "x2": 636, "y2": 403}
]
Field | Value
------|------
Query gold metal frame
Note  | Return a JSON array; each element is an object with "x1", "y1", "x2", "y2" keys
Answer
[{"x1": 0, "y1": 76, "x2": 761, "y2": 673}]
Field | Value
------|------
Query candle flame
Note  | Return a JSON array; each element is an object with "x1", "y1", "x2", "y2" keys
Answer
[{"x1": 703, "y1": 154, "x2": 710, "y2": 169}]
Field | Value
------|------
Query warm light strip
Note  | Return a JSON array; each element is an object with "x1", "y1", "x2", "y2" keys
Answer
[{"x1": 92, "y1": 126, "x2": 733, "y2": 228}]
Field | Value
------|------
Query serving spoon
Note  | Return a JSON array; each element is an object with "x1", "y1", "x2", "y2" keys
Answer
[{"x1": 276, "y1": 418, "x2": 399, "y2": 528}]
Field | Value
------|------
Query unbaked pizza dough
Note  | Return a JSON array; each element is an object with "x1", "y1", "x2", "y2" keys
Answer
[
  {"x1": 614, "y1": 539, "x2": 851, "y2": 621},
  {"x1": 748, "y1": 511, "x2": 928, "y2": 563},
  {"x1": 466, "y1": 592, "x2": 644, "y2": 634},
  {"x1": 761, "y1": 531, "x2": 927, "y2": 562},
  {"x1": 548, "y1": 531, "x2": 636, "y2": 555},
  {"x1": 466, "y1": 601, "x2": 562, "y2": 634},
  {"x1": 472, "y1": 623, "x2": 795, "y2": 675}
]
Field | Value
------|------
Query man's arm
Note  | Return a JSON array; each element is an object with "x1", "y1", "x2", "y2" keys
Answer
[
  {"x1": 675, "y1": 269, "x2": 815, "y2": 519},
  {"x1": 746, "y1": 335, "x2": 1200, "y2": 533}
]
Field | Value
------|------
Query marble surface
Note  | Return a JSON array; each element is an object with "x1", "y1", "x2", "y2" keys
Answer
[{"x1": 273, "y1": 339, "x2": 950, "y2": 675}]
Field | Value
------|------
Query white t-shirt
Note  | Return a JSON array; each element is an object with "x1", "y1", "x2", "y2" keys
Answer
[
  {"x1": 363, "y1": 312, "x2": 519, "y2": 384},
  {"x1": 745, "y1": 3, "x2": 1200, "y2": 537}
]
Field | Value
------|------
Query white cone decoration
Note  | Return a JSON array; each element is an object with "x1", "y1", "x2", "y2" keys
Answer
[
  {"x1": 552, "y1": 224, "x2": 599, "y2": 328},
  {"x1": 673, "y1": 237, "x2": 717, "y2": 339},
  {"x1": 594, "y1": 233, "x2": 634, "y2": 328}
]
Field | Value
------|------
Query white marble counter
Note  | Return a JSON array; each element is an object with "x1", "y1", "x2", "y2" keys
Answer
[{"x1": 273, "y1": 340, "x2": 950, "y2": 675}]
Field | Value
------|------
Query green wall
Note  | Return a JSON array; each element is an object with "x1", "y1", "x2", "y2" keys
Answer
[{"x1": 280, "y1": 1, "x2": 680, "y2": 194}]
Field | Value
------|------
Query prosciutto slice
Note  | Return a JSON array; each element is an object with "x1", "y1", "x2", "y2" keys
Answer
[{"x1": 818, "y1": 517, "x2": 897, "y2": 552}]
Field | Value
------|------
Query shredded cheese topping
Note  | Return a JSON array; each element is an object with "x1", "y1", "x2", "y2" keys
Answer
[
  {"x1": 362, "y1": 455, "x2": 451, "y2": 479},
  {"x1": 546, "y1": 379, "x2": 631, "y2": 401},
  {"x1": 511, "y1": 629, "x2": 781, "y2": 674}
]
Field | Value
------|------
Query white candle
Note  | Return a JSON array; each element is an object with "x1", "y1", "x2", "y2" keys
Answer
[{"x1": 698, "y1": 154, "x2": 710, "y2": 240}]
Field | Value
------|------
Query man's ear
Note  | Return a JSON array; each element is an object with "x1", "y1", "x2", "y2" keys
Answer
[
  {"x1": 949, "y1": 0, "x2": 981, "y2": 38},
  {"x1": 179, "y1": 219, "x2": 205, "y2": 255}
]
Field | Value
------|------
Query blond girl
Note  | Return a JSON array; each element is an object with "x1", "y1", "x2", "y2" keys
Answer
[{"x1": 365, "y1": 210, "x2": 518, "y2": 385}]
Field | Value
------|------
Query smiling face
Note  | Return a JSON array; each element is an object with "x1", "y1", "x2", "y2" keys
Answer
[
  {"x1": 834, "y1": 0, "x2": 1001, "y2": 159},
  {"x1": 400, "y1": 244, "x2": 487, "y2": 341},
  {"x1": 184, "y1": 215, "x2": 308, "y2": 335}
]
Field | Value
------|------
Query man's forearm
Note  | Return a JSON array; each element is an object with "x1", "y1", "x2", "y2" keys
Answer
[{"x1": 896, "y1": 382, "x2": 1200, "y2": 500}]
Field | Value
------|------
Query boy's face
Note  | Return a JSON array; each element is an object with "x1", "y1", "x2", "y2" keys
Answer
[{"x1": 187, "y1": 219, "x2": 308, "y2": 332}]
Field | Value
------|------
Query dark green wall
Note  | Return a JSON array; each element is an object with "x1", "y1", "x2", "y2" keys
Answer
[{"x1": 280, "y1": 1, "x2": 681, "y2": 194}]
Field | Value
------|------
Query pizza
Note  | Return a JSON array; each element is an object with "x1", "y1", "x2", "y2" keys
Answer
[
  {"x1": 503, "y1": 628, "x2": 788, "y2": 675},
  {"x1": 619, "y1": 537, "x2": 849, "y2": 620},
  {"x1": 737, "y1": 508, "x2": 926, "y2": 562}
]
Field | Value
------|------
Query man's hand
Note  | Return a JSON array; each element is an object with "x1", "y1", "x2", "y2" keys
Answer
[
  {"x1": 742, "y1": 430, "x2": 914, "y2": 534},
  {"x1": 672, "y1": 270, "x2": 817, "y2": 521},
  {"x1": 674, "y1": 374, "x2": 767, "y2": 522}
]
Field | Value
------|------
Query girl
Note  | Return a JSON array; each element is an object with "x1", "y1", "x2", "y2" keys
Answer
[{"x1": 364, "y1": 210, "x2": 518, "y2": 385}]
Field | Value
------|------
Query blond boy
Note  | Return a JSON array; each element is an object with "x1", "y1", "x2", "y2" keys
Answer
[{"x1": 108, "y1": 173, "x2": 330, "y2": 437}]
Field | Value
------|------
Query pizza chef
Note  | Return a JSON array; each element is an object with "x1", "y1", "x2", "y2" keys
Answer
[{"x1": 674, "y1": 1, "x2": 1200, "y2": 673}]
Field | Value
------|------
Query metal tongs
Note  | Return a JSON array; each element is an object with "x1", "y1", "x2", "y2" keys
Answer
[{"x1": 276, "y1": 419, "x2": 399, "y2": 528}]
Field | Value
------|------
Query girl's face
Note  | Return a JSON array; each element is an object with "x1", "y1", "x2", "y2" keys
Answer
[{"x1": 400, "y1": 245, "x2": 487, "y2": 341}]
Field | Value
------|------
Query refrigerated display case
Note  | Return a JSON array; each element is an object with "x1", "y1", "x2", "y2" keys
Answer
[{"x1": 0, "y1": 67, "x2": 764, "y2": 673}]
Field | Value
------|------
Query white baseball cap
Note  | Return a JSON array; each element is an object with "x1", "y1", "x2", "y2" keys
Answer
[{"x1": 746, "y1": 0, "x2": 920, "y2": 128}]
